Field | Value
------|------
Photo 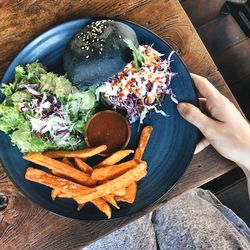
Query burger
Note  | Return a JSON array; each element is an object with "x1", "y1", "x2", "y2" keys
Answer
[{"x1": 63, "y1": 19, "x2": 139, "y2": 90}]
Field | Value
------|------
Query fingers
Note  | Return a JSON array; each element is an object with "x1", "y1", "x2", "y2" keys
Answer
[
  {"x1": 191, "y1": 73, "x2": 220, "y2": 99},
  {"x1": 177, "y1": 102, "x2": 215, "y2": 136},
  {"x1": 194, "y1": 138, "x2": 210, "y2": 154}
]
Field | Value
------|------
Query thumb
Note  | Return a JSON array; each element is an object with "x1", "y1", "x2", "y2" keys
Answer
[
  {"x1": 177, "y1": 102, "x2": 214, "y2": 134},
  {"x1": 194, "y1": 138, "x2": 210, "y2": 154}
]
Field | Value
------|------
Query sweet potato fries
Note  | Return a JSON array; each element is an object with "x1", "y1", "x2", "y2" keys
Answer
[{"x1": 24, "y1": 126, "x2": 153, "y2": 218}]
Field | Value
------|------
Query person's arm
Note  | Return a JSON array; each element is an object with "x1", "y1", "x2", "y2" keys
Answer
[{"x1": 177, "y1": 74, "x2": 250, "y2": 194}]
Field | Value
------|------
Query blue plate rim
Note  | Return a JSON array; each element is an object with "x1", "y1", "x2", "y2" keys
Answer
[{"x1": 0, "y1": 17, "x2": 199, "y2": 221}]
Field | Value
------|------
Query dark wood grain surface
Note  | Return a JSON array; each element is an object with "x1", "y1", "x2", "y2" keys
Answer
[
  {"x1": 0, "y1": 0, "x2": 240, "y2": 249},
  {"x1": 197, "y1": 14, "x2": 247, "y2": 57},
  {"x1": 181, "y1": 0, "x2": 227, "y2": 28},
  {"x1": 216, "y1": 39, "x2": 250, "y2": 85}
]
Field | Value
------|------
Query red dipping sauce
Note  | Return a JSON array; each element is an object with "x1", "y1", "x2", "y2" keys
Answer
[{"x1": 84, "y1": 111, "x2": 131, "y2": 156}]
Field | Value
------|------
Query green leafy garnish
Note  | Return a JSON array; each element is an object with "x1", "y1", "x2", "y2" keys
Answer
[
  {"x1": 0, "y1": 62, "x2": 97, "y2": 153},
  {"x1": 124, "y1": 39, "x2": 145, "y2": 70},
  {"x1": 11, "y1": 125, "x2": 49, "y2": 153},
  {"x1": 0, "y1": 104, "x2": 25, "y2": 133},
  {"x1": 1, "y1": 82, "x2": 16, "y2": 96}
]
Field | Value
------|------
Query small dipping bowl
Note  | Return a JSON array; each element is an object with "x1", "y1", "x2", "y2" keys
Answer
[{"x1": 84, "y1": 110, "x2": 131, "y2": 156}]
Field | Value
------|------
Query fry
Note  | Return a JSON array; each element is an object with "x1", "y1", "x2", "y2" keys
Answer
[
  {"x1": 51, "y1": 169, "x2": 65, "y2": 178},
  {"x1": 97, "y1": 178, "x2": 125, "y2": 204},
  {"x1": 51, "y1": 158, "x2": 74, "y2": 178},
  {"x1": 97, "y1": 179, "x2": 126, "y2": 201},
  {"x1": 51, "y1": 158, "x2": 75, "y2": 200},
  {"x1": 51, "y1": 159, "x2": 69, "y2": 199},
  {"x1": 77, "y1": 203, "x2": 86, "y2": 211},
  {"x1": 96, "y1": 150, "x2": 134, "y2": 168},
  {"x1": 103, "y1": 194, "x2": 120, "y2": 209},
  {"x1": 62, "y1": 157, "x2": 74, "y2": 167},
  {"x1": 91, "y1": 160, "x2": 139, "y2": 181},
  {"x1": 23, "y1": 153, "x2": 96, "y2": 186},
  {"x1": 25, "y1": 167, "x2": 94, "y2": 197},
  {"x1": 76, "y1": 163, "x2": 147, "y2": 204},
  {"x1": 134, "y1": 126, "x2": 153, "y2": 160},
  {"x1": 51, "y1": 189, "x2": 73, "y2": 199},
  {"x1": 92, "y1": 198, "x2": 112, "y2": 219},
  {"x1": 113, "y1": 188, "x2": 127, "y2": 196},
  {"x1": 43, "y1": 145, "x2": 107, "y2": 158},
  {"x1": 51, "y1": 189, "x2": 61, "y2": 200},
  {"x1": 74, "y1": 158, "x2": 93, "y2": 174},
  {"x1": 115, "y1": 182, "x2": 137, "y2": 204},
  {"x1": 77, "y1": 198, "x2": 111, "y2": 219}
]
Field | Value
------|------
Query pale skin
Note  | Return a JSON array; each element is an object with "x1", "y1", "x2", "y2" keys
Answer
[{"x1": 177, "y1": 74, "x2": 250, "y2": 195}]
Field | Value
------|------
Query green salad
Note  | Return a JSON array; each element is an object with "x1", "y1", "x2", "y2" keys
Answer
[{"x1": 0, "y1": 62, "x2": 97, "y2": 153}]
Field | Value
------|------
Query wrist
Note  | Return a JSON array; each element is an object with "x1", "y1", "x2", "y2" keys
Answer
[
  {"x1": 236, "y1": 130, "x2": 250, "y2": 170},
  {"x1": 237, "y1": 137, "x2": 250, "y2": 196},
  {"x1": 236, "y1": 134, "x2": 250, "y2": 196},
  {"x1": 236, "y1": 146, "x2": 250, "y2": 172}
]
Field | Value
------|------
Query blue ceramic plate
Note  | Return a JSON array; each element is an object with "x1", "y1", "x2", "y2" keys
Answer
[{"x1": 0, "y1": 18, "x2": 198, "y2": 220}]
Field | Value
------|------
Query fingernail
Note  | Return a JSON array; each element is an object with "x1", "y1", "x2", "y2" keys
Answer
[{"x1": 177, "y1": 103, "x2": 187, "y2": 113}]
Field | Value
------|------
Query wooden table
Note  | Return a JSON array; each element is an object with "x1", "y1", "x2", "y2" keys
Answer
[{"x1": 0, "y1": 0, "x2": 240, "y2": 249}]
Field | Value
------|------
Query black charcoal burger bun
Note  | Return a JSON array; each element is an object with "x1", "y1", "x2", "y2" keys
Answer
[{"x1": 63, "y1": 20, "x2": 139, "y2": 89}]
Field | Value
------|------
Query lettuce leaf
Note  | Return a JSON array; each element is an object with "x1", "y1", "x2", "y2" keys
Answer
[
  {"x1": 25, "y1": 62, "x2": 47, "y2": 83},
  {"x1": 13, "y1": 62, "x2": 47, "y2": 85},
  {"x1": 39, "y1": 72, "x2": 72, "y2": 97},
  {"x1": 10, "y1": 91, "x2": 31, "y2": 103},
  {"x1": 0, "y1": 104, "x2": 26, "y2": 133},
  {"x1": 74, "y1": 109, "x2": 95, "y2": 133},
  {"x1": 11, "y1": 125, "x2": 49, "y2": 153},
  {"x1": 65, "y1": 87, "x2": 96, "y2": 121},
  {"x1": 39, "y1": 72, "x2": 57, "y2": 93},
  {"x1": 124, "y1": 39, "x2": 145, "y2": 70},
  {"x1": 1, "y1": 62, "x2": 47, "y2": 97},
  {"x1": 1, "y1": 82, "x2": 16, "y2": 97},
  {"x1": 54, "y1": 75, "x2": 72, "y2": 97},
  {"x1": 0, "y1": 104, "x2": 48, "y2": 152},
  {"x1": 14, "y1": 65, "x2": 26, "y2": 83}
]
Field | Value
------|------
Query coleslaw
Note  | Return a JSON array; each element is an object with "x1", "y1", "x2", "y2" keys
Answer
[{"x1": 96, "y1": 45, "x2": 177, "y2": 123}]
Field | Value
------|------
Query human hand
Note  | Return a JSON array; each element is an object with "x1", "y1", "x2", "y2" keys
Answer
[{"x1": 177, "y1": 74, "x2": 250, "y2": 186}]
